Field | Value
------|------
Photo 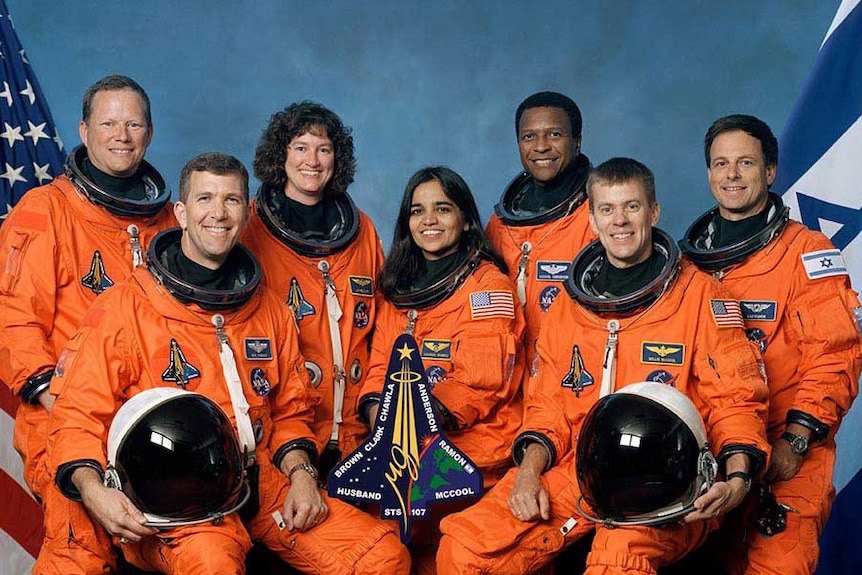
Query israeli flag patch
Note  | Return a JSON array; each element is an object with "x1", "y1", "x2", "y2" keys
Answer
[{"x1": 801, "y1": 249, "x2": 848, "y2": 280}]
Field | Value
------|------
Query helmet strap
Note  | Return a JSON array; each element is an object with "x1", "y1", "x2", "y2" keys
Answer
[
  {"x1": 318, "y1": 260, "x2": 346, "y2": 446},
  {"x1": 212, "y1": 314, "x2": 257, "y2": 466}
]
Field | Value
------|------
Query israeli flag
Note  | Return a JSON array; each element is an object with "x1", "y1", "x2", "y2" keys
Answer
[{"x1": 772, "y1": 1, "x2": 862, "y2": 573}]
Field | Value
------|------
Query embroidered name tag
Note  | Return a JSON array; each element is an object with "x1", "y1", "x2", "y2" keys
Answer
[
  {"x1": 641, "y1": 342, "x2": 685, "y2": 365},
  {"x1": 349, "y1": 276, "x2": 374, "y2": 296},
  {"x1": 740, "y1": 300, "x2": 777, "y2": 321},
  {"x1": 245, "y1": 338, "x2": 273, "y2": 360},
  {"x1": 421, "y1": 339, "x2": 452, "y2": 360},
  {"x1": 536, "y1": 261, "x2": 571, "y2": 281}
]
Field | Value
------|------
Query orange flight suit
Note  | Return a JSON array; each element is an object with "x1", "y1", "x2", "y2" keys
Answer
[
  {"x1": 243, "y1": 199, "x2": 385, "y2": 459},
  {"x1": 46, "y1": 261, "x2": 410, "y2": 575},
  {"x1": 687, "y1": 220, "x2": 861, "y2": 575},
  {"x1": 438, "y1": 259, "x2": 770, "y2": 575}
]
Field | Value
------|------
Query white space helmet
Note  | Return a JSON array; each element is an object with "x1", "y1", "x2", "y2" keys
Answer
[
  {"x1": 575, "y1": 382, "x2": 717, "y2": 527},
  {"x1": 105, "y1": 388, "x2": 249, "y2": 528}
]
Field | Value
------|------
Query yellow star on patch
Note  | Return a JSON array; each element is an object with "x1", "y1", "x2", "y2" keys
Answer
[{"x1": 397, "y1": 343, "x2": 415, "y2": 360}]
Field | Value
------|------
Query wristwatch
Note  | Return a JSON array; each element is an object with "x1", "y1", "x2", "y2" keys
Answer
[
  {"x1": 781, "y1": 432, "x2": 810, "y2": 456},
  {"x1": 725, "y1": 471, "x2": 752, "y2": 493},
  {"x1": 287, "y1": 462, "x2": 319, "y2": 482}
]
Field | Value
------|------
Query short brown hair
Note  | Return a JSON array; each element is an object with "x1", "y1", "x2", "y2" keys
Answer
[
  {"x1": 179, "y1": 153, "x2": 249, "y2": 203},
  {"x1": 587, "y1": 157, "x2": 656, "y2": 209},
  {"x1": 82, "y1": 74, "x2": 151, "y2": 126}
]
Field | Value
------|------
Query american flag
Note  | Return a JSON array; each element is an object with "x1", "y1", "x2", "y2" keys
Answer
[
  {"x1": 709, "y1": 299, "x2": 744, "y2": 329},
  {"x1": 1, "y1": 1, "x2": 65, "y2": 571},
  {"x1": 469, "y1": 290, "x2": 515, "y2": 320},
  {"x1": 0, "y1": 0, "x2": 65, "y2": 225}
]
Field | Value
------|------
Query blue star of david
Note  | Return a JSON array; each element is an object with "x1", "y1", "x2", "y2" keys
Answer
[
  {"x1": 794, "y1": 192, "x2": 862, "y2": 250},
  {"x1": 820, "y1": 257, "x2": 834, "y2": 268}
]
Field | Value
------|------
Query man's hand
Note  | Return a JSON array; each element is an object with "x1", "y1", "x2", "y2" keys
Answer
[
  {"x1": 683, "y1": 478, "x2": 747, "y2": 523},
  {"x1": 507, "y1": 443, "x2": 551, "y2": 522},
  {"x1": 684, "y1": 452, "x2": 750, "y2": 523},
  {"x1": 73, "y1": 467, "x2": 156, "y2": 542},
  {"x1": 280, "y1": 452, "x2": 327, "y2": 532},
  {"x1": 766, "y1": 427, "x2": 809, "y2": 482},
  {"x1": 37, "y1": 390, "x2": 56, "y2": 413}
]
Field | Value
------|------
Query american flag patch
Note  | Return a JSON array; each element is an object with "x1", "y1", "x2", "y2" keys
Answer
[
  {"x1": 470, "y1": 291, "x2": 515, "y2": 319},
  {"x1": 710, "y1": 299, "x2": 744, "y2": 329}
]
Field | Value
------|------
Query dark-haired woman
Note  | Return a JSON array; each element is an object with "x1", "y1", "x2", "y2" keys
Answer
[
  {"x1": 358, "y1": 166, "x2": 525, "y2": 574},
  {"x1": 242, "y1": 102, "x2": 385, "y2": 476}
]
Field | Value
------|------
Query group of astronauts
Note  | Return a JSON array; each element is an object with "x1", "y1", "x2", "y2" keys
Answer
[{"x1": 0, "y1": 74, "x2": 859, "y2": 575}]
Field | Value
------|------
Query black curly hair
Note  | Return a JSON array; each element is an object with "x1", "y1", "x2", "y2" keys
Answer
[{"x1": 252, "y1": 101, "x2": 356, "y2": 197}]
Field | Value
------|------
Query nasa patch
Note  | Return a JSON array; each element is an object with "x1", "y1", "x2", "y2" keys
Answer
[
  {"x1": 426, "y1": 365, "x2": 447, "y2": 389},
  {"x1": 349, "y1": 276, "x2": 374, "y2": 297},
  {"x1": 245, "y1": 338, "x2": 273, "y2": 360},
  {"x1": 641, "y1": 342, "x2": 685, "y2": 366},
  {"x1": 746, "y1": 327, "x2": 769, "y2": 353},
  {"x1": 536, "y1": 260, "x2": 571, "y2": 281},
  {"x1": 539, "y1": 286, "x2": 561, "y2": 312},
  {"x1": 353, "y1": 301, "x2": 370, "y2": 329},
  {"x1": 740, "y1": 301, "x2": 777, "y2": 322},
  {"x1": 645, "y1": 369, "x2": 678, "y2": 387},
  {"x1": 421, "y1": 339, "x2": 452, "y2": 360},
  {"x1": 250, "y1": 367, "x2": 271, "y2": 396}
]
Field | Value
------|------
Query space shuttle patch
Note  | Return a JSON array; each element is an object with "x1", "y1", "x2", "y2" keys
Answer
[
  {"x1": 286, "y1": 277, "x2": 316, "y2": 321},
  {"x1": 560, "y1": 344, "x2": 594, "y2": 396},
  {"x1": 81, "y1": 250, "x2": 114, "y2": 295},
  {"x1": 161, "y1": 338, "x2": 201, "y2": 389}
]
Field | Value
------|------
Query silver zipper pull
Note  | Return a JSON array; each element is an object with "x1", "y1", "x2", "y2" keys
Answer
[
  {"x1": 211, "y1": 314, "x2": 229, "y2": 347},
  {"x1": 318, "y1": 260, "x2": 336, "y2": 293},
  {"x1": 515, "y1": 241, "x2": 532, "y2": 306},
  {"x1": 127, "y1": 224, "x2": 143, "y2": 268},
  {"x1": 318, "y1": 260, "x2": 343, "y2": 322},
  {"x1": 405, "y1": 309, "x2": 418, "y2": 335},
  {"x1": 599, "y1": 319, "x2": 620, "y2": 397}
]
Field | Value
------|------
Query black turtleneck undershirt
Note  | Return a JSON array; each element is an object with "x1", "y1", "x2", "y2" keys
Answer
[
  {"x1": 406, "y1": 247, "x2": 467, "y2": 293},
  {"x1": 80, "y1": 157, "x2": 148, "y2": 201},
  {"x1": 516, "y1": 162, "x2": 579, "y2": 213},
  {"x1": 710, "y1": 208, "x2": 771, "y2": 249},
  {"x1": 591, "y1": 249, "x2": 665, "y2": 299},
  {"x1": 277, "y1": 194, "x2": 341, "y2": 240},
  {"x1": 163, "y1": 238, "x2": 243, "y2": 292}
]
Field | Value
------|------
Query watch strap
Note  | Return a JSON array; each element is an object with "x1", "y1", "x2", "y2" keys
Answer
[
  {"x1": 781, "y1": 431, "x2": 809, "y2": 456},
  {"x1": 726, "y1": 471, "x2": 752, "y2": 493},
  {"x1": 287, "y1": 462, "x2": 319, "y2": 482}
]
